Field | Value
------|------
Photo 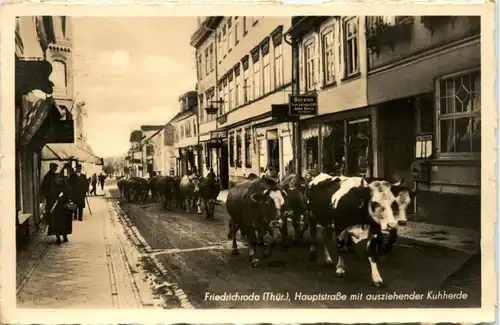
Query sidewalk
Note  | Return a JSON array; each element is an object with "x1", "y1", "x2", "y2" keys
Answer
[
  {"x1": 216, "y1": 189, "x2": 479, "y2": 253},
  {"x1": 16, "y1": 189, "x2": 158, "y2": 309}
]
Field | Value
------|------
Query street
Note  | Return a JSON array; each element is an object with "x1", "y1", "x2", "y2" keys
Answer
[{"x1": 109, "y1": 186, "x2": 481, "y2": 310}]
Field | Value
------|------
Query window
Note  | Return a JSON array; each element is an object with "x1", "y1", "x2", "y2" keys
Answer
[
  {"x1": 235, "y1": 21, "x2": 240, "y2": 44},
  {"x1": 204, "y1": 48, "x2": 209, "y2": 75},
  {"x1": 205, "y1": 90, "x2": 215, "y2": 122},
  {"x1": 180, "y1": 125, "x2": 184, "y2": 139},
  {"x1": 437, "y1": 70, "x2": 481, "y2": 154},
  {"x1": 304, "y1": 40, "x2": 315, "y2": 91},
  {"x1": 223, "y1": 82, "x2": 229, "y2": 115},
  {"x1": 344, "y1": 18, "x2": 359, "y2": 77},
  {"x1": 51, "y1": 60, "x2": 67, "y2": 90},
  {"x1": 228, "y1": 18, "x2": 233, "y2": 51},
  {"x1": 193, "y1": 119, "x2": 197, "y2": 135},
  {"x1": 235, "y1": 67, "x2": 241, "y2": 107},
  {"x1": 242, "y1": 57, "x2": 250, "y2": 103},
  {"x1": 244, "y1": 129, "x2": 252, "y2": 168},
  {"x1": 197, "y1": 54, "x2": 203, "y2": 80},
  {"x1": 185, "y1": 121, "x2": 191, "y2": 138},
  {"x1": 223, "y1": 25, "x2": 228, "y2": 56},
  {"x1": 228, "y1": 74, "x2": 234, "y2": 110},
  {"x1": 229, "y1": 133, "x2": 235, "y2": 167},
  {"x1": 218, "y1": 32, "x2": 222, "y2": 62},
  {"x1": 236, "y1": 131, "x2": 242, "y2": 167},
  {"x1": 262, "y1": 52, "x2": 271, "y2": 94},
  {"x1": 199, "y1": 95, "x2": 205, "y2": 123},
  {"x1": 251, "y1": 49, "x2": 260, "y2": 99},
  {"x1": 209, "y1": 44, "x2": 214, "y2": 71},
  {"x1": 274, "y1": 43, "x2": 283, "y2": 88},
  {"x1": 243, "y1": 17, "x2": 248, "y2": 35},
  {"x1": 322, "y1": 29, "x2": 335, "y2": 84}
]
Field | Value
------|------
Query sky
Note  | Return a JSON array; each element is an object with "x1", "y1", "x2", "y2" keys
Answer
[{"x1": 72, "y1": 17, "x2": 198, "y2": 157}]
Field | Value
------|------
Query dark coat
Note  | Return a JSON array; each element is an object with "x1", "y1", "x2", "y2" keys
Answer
[
  {"x1": 40, "y1": 170, "x2": 58, "y2": 209},
  {"x1": 47, "y1": 184, "x2": 73, "y2": 236},
  {"x1": 68, "y1": 173, "x2": 88, "y2": 207}
]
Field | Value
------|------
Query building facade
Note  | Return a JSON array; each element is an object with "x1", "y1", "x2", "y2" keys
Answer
[
  {"x1": 172, "y1": 91, "x2": 200, "y2": 176},
  {"x1": 287, "y1": 16, "x2": 481, "y2": 229},
  {"x1": 15, "y1": 16, "x2": 75, "y2": 245},
  {"x1": 191, "y1": 16, "x2": 293, "y2": 188},
  {"x1": 139, "y1": 125, "x2": 165, "y2": 176}
]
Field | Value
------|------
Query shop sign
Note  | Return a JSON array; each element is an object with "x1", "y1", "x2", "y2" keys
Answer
[
  {"x1": 289, "y1": 95, "x2": 318, "y2": 115},
  {"x1": 210, "y1": 130, "x2": 227, "y2": 140}
]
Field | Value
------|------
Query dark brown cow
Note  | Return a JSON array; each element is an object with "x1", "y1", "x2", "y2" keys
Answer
[
  {"x1": 155, "y1": 176, "x2": 177, "y2": 210},
  {"x1": 199, "y1": 175, "x2": 221, "y2": 220},
  {"x1": 279, "y1": 173, "x2": 309, "y2": 246},
  {"x1": 226, "y1": 177, "x2": 292, "y2": 267}
]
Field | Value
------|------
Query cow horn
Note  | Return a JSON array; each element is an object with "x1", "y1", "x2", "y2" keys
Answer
[
  {"x1": 251, "y1": 193, "x2": 259, "y2": 203},
  {"x1": 393, "y1": 178, "x2": 404, "y2": 186}
]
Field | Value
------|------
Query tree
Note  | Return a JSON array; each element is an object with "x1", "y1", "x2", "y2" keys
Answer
[{"x1": 103, "y1": 155, "x2": 125, "y2": 176}]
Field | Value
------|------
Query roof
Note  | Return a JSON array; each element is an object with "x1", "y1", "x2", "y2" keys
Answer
[
  {"x1": 140, "y1": 125, "x2": 165, "y2": 132},
  {"x1": 129, "y1": 130, "x2": 143, "y2": 142},
  {"x1": 190, "y1": 17, "x2": 224, "y2": 48}
]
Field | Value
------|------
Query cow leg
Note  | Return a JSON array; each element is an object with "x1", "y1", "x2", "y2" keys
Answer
[
  {"x1": 298, "y1": 212, "x2": 310, "y2": 240},
  {"x1": 308, "y1": 218, "x2": 318, "y2": 262},
  {"x1": 196, "y1": 197, "x2": 202, "y2": 214},
  {"x1": 335, "y1": 229, "x2": 348, "y2": 277},
  {"x1": 367, "y1": 234, "x2": 384, "y2": 287},
  {"x1": 322, "y1": 225, "x2": 334, "y2": 267},
  {"x1": 230, "y1": 221, "x2": 240, "y2": 255},
  {"x1": 383, "y1": 228, "x2": 398, "y2": 254},
  {"x1": 185, "y1": 197, "x2": 190, "y2": 213},
  {"x1": 247, "y1": 230, "x2": 259, "y2": 267},
  {"x1": 210, "y1": 200, "x2": 216, "y2": 220},
  {"x1": 280, "y1": 215, "x2": 290, "y2": 248}
]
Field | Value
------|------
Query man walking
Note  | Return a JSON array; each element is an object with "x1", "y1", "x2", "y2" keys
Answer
[
  {"x1": 69, "y1": 164, "x2": 88, "y2": 221},
  {"x1": 98, "y1": 172, "x2": 106, "y2": 191},
  {"x1": 90, "y1": 173, "x2": 98, "y2": 196}
]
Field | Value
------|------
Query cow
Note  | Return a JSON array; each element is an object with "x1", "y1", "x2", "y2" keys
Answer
[
  {"x1": 149, "y1": 175, "x2": 161, "y2": 202},
  {"x1": 226, "y1": 177, "x2": 292, "y2": 268},
  {"x1": 247, "y1": 173, "x2": 259, "y2": 180},
  {"x1": 199, "y1": 174, "x2": 221, "y2": 220},
  {"x1": 363, "y1": 177, "x2": 413, "y2": 254},
  {"x1": 117, "y1": 178, "x2": 128, "y2": 198},
  {"x1": 155, "y1": 176, "x2": 177, "y2": 210},
  {"x1": 306, "y1": 173, "x2": 401, "y2": 287},
  {"x1": 279, "y1": 173, "x2": 310, "y2": 246},
  {"x1": 120, "y1": 177, "x2": 150, "y2": 203},
  {"x1": 179, "y1": 173, "x2": 201, "y2": 214}
]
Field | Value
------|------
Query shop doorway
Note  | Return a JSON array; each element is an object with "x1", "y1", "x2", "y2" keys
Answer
[
  {"x1": 266, "y1": 139, "x2": 280, "y2": 177},
  {"x1": 379, "y1": 97, "x2": 417, "y2": 183},
  {"x1": 220, "y1": 144, "x2": 229, "y2": 189},
  {"x1": 346, "y1": 118, "x2": 371, "y2": 177}
]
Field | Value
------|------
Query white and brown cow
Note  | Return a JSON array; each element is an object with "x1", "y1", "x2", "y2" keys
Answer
[
  {"x1": 179, "y1": 174, "x2": 201, "y2": 214},
  {"x1": 306, "y1": 173, "x2": 401, "y2": 287}
]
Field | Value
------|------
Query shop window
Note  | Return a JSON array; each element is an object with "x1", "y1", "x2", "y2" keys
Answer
[
  {"x1": 321, "y1": 121, "x2": 345, "y2": 176},
  {"x1": 344, "y1": 18, "x2": 359, "y2": 77},
  {"x1": 437, "y1": 69, "x2": 481, "y2": 154},
  {"x1": 229, "y1": 133, "x2": 235, "y2": 167},
  {"x1": 301, "y1": 127, "x2": 320, "y2": 176},
  {"x1": 236, "y1": 132, "x2": 242, "y2": 167},
  {"x1": 244, "y1": 129, "x2": 252, "y2": 168}
]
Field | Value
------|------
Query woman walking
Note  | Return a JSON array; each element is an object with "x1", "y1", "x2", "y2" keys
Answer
[{"x1": 46, "y1": 173, "x2": 74, "y2": 245}]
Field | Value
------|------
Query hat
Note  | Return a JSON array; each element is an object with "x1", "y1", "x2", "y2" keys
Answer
[
  {"x1": 75, "y1": 164, "x2": 82, "y2": 170},
  {"x1": 49, "y1": 163, "x2": 58, "y2": 169}
]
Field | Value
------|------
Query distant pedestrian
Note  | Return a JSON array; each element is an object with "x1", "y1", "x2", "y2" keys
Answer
[
  {"x1": 90, "y1": 173, "x2": 98, "y2": 196},
  {"x1": 98, "y1": 172, "x2": 106, "y2": 191},
  {"x1": 207, "y1": 168, "x2": 216, "y2": 179},
  {"x1": 68, "y1": 164, "x2": 88, "y2": 221},
  {"x1": 46, "y1": 173, "x2": 74, "y2": 245},
  {"x1": 40, "y1": 163, "x2": 59, "y2": 220}
]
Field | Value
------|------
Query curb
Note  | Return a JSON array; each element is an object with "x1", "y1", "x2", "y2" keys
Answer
[{"x1": 108, "y1": 191, "x2": 195, "y2": 309}]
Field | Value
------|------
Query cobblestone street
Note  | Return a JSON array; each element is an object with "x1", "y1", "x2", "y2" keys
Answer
[{"x1": 16, "y1": 188, "x2": 159, "y2": 309}]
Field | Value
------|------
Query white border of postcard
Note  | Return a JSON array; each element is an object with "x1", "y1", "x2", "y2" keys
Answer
[{"x1": 1, "y1": 2, "x2": 496, "y2": 324}]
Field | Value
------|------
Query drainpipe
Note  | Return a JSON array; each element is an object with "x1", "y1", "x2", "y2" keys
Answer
[{"x1": 284, "y1": 26, "x2": 302, "y2": 178}]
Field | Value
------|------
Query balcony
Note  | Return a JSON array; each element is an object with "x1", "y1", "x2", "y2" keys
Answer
[{"x1": 365, "y1": 16, "x2": 414, "y2": 56}]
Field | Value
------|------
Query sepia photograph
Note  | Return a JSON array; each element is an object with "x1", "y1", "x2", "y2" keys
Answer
[{"x1": 1, "y1": 4, "x2": 496, "y2": 325}]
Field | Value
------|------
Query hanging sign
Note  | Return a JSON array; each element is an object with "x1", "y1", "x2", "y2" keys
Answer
[{"x1": 289, "y1": 94, "x2": 318, "y2": 115}]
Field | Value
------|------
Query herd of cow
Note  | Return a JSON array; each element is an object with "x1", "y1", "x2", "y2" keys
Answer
[{"x1": 117, "y1": 172, "x2": 414, "y2": 288}]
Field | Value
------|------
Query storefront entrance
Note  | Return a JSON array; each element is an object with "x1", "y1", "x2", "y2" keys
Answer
[{"x1": 220, "y1": 144, "x2": 229, "y2": 189}]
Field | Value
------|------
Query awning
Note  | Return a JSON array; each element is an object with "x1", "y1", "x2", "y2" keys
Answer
[{"x1": 42, "y1": 143, "x2": 103, "y2": 165}]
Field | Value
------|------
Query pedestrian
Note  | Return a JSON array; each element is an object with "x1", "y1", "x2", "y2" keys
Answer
[
  {"x1": 207, "y1": 168, "x2": 216, "y2": 179},
  {"x1": 46, "y1": 173, "x2": 74, "y2": 245},
  {"x1": 90, "y1": 173, "x2": 98, "y2": 196},
  {"x1": 40, "y1": 163, "x2": 59, "y2": 221},
  {"x1": 68, "y1": 164, "x2": 88, "y2": 221},
  {"x1": 98, "y1": 172, "x2": 106, "y2": 191}
]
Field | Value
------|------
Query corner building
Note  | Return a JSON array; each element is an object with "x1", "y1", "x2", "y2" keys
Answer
[
  {"x1": 288, "y1": 16, "x2": 481, "y2": 229},
  {"x1": 191, "y1": 17, "x2": 293, "y2": 188}
]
